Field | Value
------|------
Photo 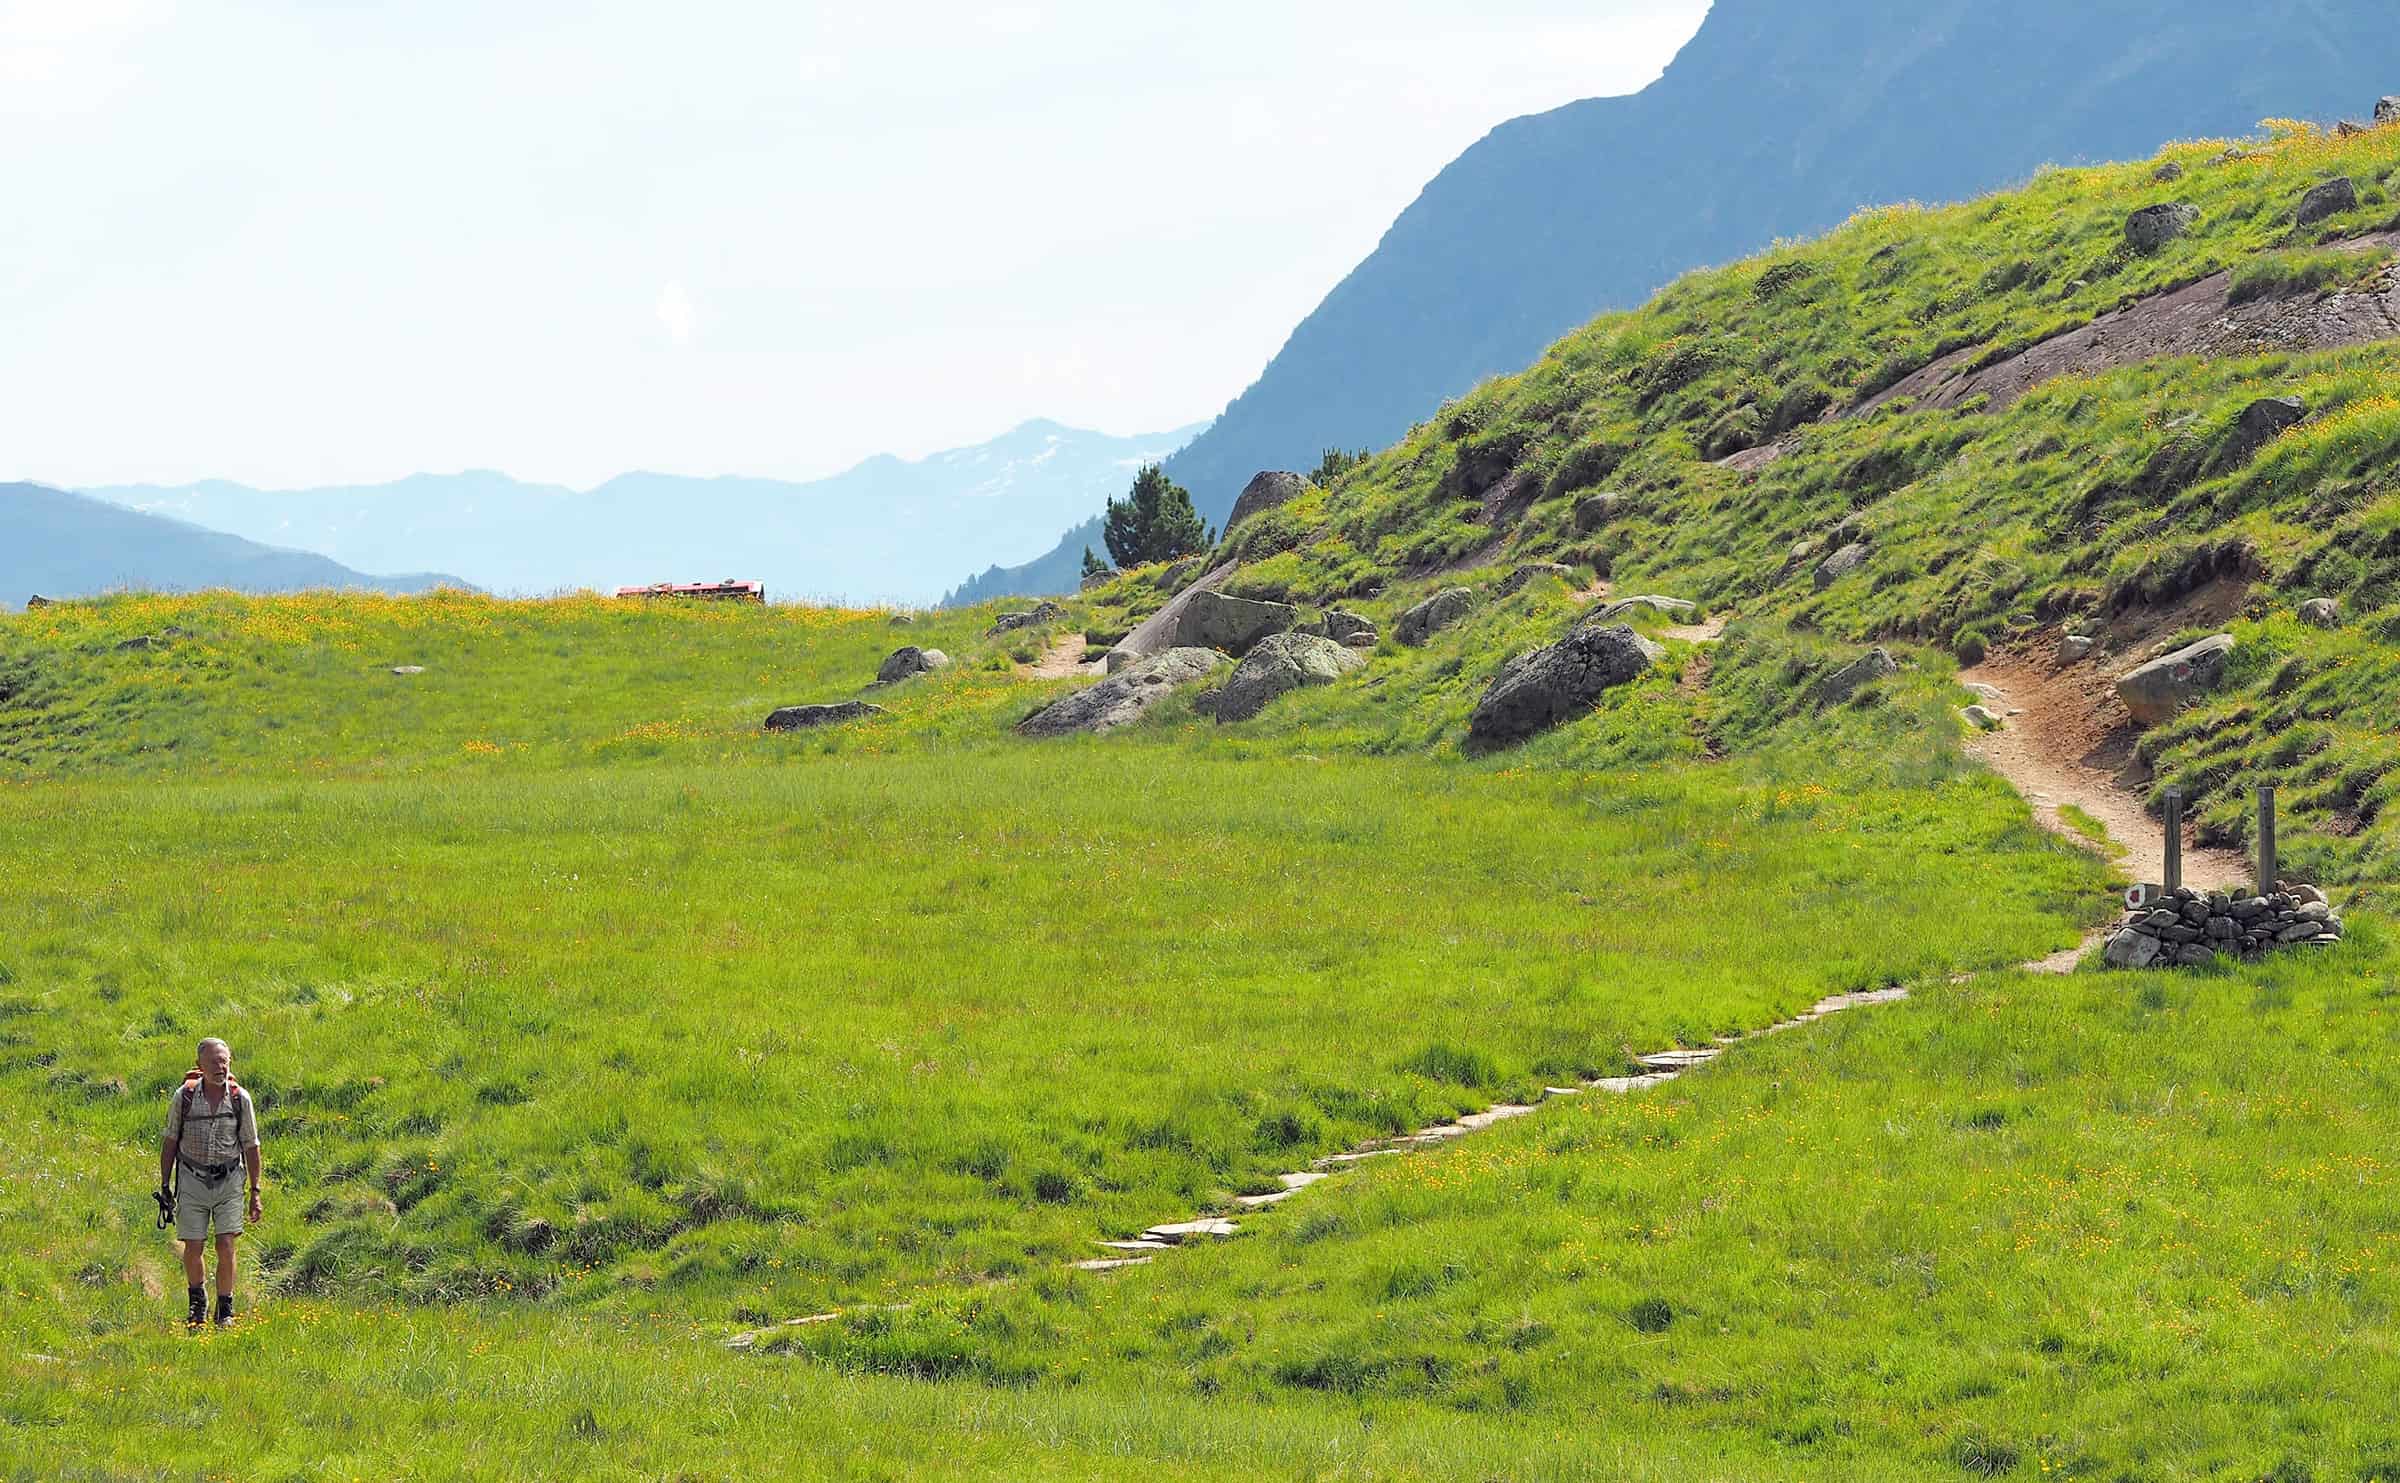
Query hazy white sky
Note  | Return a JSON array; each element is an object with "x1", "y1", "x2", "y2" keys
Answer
[{"x1": 3, "y1": 0, "x2": 1708, "y2": 489}]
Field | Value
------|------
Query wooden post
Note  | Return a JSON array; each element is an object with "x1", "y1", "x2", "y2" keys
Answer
[
  {"x1": 2162, "y1": 788, "x2": 2182, "y2": 894},
  {"x1": 2257, "y1": 785, "x2": 2278, "y2": 895}
]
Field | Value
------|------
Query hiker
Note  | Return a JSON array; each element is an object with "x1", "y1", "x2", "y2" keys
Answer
[{"x1": 157, "y1": 1037, "x2": 262, "y2": 1327}]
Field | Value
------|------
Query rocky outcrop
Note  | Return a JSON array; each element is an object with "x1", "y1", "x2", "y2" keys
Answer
[
  {"x1": 1172, "y1": 589, "x2": 1298, "y2": 655},
  {"x1": 1226, "y1": 471, "x2": 1307, "y2": 533},
  {"x1": 2295, "y1": 177, "x2": 2359, "y2": 226},
  {"x1": 2380, "y1": 97, "x2": 2400, "y2": 125},
  {"x1": 1080, "y1": 568, "x2": 1116, "y2": 592},
  {"x1": 1812, "y1": 647, "x2": 1897, "y2": 706},
  {"x1": 2151, "y1": 161, "x2": 2185, "y2": 184},
  {"x1": 875, "y1": 646, "x2": 950, "y2": 684},
  {"x1": 1465, "y1": 623, "x2": 1661, "y2": 752},
  {"x1": 1495, "y1": 563, "x2": 1574, "y2": 598},
  {"x1": 1110, "y1": 563, "x2": 1238, "y2": 668},
  {"x1": 2224, "y1": 396, "x2": 2306, "y2": 464},
  {"x1": 1017, "y1": 648, "x2": 1227, "y2": 737},
  {"x1": 24, "y1": 595, "x2": 51, "y2": 610},
  {"x1": 1395, "y1": 588, "x2": 1476, "y2": 646},
  {"x1": 1199, "y1": 632, "x2": 1366, "y2": 723},
  {"x1": 989, "y1": 601, "x2": 1066, "y2": 636},
  {"x1": 2116, "y1": 634, "x2": 2235, "y2": 725},
  {"x1": 1813, "y1": 543, "x2": 1869, "y2": 589},
  {"x1": 2103, "y1": 885, "x2": 2343, "y2": 968},
  {"x1": 765, "y1": 701, "x2": 885, "y2": 731},
  {"x1": 2298, "y1": 597, "x2": 2341, "y2": 629},
  {"x1": 2125, "y1": 202, "x2": 2198, "y2": 252}
]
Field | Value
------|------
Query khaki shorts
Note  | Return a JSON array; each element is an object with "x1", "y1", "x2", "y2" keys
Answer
[{"x1": 175, "y1": 1169, "x2": 246, "y2": 1241}]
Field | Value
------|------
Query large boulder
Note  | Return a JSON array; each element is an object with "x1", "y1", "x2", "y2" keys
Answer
[
  {"x1": 2295, "y1": 177, "x2": 2359, "y2": 226},
  {"x1": 765, "y1": 701, "x2": 885, "y2": 732},
  {"x1": 1496, "y1": 563, "x2": 1575, "y2": 598},
  {"x1": 875, "y1": 646, "x2": 950, "y2": 684},
  {"x1": 1572, "y1": 493, "x2": 1622, "y2": 532},
  {"x1": 1465, "y1": 624, "x2": 1662, "y2": 752},
  {"x1": 2298, "y1": 597, "x2": 2342, "y2": 629},
  {"x1": 2125, "y1": 202, "x2": 2199, "y2": 253},
  {"x1": 1201, "y1": 632, "x2": 1366, "y2": 723},
  {"x1": 2117, "y1": 634, "x2": 2235, "y2": 726},
  {"x1": 1226, "y1": 472, "x2": 1307, "y2": 534},
  {"x1": 1813, "y1": 543, "x2": 1869, "y2": 589},
  {"x1": 1079, "y1": 568, "x2": 1117, "y2": 592},
  {"x1": 2224, "y1": 396, "x2": 2306, "y2": 465},
  {"x1": 1174, "y1": 589, "x2": 1298, "y2": 655},
  {"x1": 1812, "y1": 647, "x2": 1898, "y2": 706},
  {"x1": 1017, "y1": 648, "x2": 1228, "y2": 737},
  {"x1": 25, "y1": 594, "x2": 52, "y2": 610},
  {"x1": 2380, "y1": 97, "x2": 2400, "y2": 126},
  {"x1": 1109, "y1": 562, "x2": 1237, "y2": 668},
  {"x1": 1396, "y1": 588, "x2": 1477, "y2": 647}
]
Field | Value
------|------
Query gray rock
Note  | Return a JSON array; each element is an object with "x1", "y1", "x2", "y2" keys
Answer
[
  {"x1": 1203, "y1": 632, "x2": 1367, "y2": 723},
  {"x1": 1173, "y1": 589, "x2": 1298, "y2": 656},
  {"x1": 2277, "y1": 921, "x2": 2325, "y2": 944},
  {"x1": 1396, "y1": 588, "x2": 1477, "y2": 647},
  {"x1": 2116, "y1": 634, "x2": 2235, "y2": 726},
  {"x1": 2058, "y1": 635, "x2": 2096, "y2": 663},
  {"x1": 1341, "y1": 631, "x2": 1376, "y2": 649},
  {"x1": 764, "y1": 701, "x2": 886, "y2": 731},
  {"x1": 1960, "y1": 704, "x2": 2001, "y2": 730},
  {"x1": 1320, "y1": 608, "x2": 1376, "y2": 645},
  {"x1": 2380, "y1": 97, "x2": 2400, "y2": 126},
  {"x1": 115, "y1": 635, "x2": 163, "y2": 653},
  {"x1": 2225, "y1": 397, "x2": 2307, "y2": 465},
  {"x1": 1079, "y1": 568, "x2": 1117, "y2": 592},
  {"x1": 2103, "y1": 929, "x2": 2163, "y2": 969},
  {"x1": 1787, "y1": 537, "x2": 1819, "y2": 565},
  {"x1": 2288, "y1": 884, "x2": 2329, "y2": 907},
  {"x1": 989, "y1": 600, "x2": 1067, "y2": 636},
  {"x1": 888, "y1": 613, "x2": 916, "y2": 626},
  {"x1": 2125, "y1": 202, "x2": 2199, "y2": 252},
  {"x1": 1112, "y1": 563, "x2": 1237, "y2": 665},
  {"x1": 1572, "y1": 493, "x2": 1622, "y2": 533},
  {"x1": 2151, "y1": 161, "x2": 2185, "y2": 184},
  {"x1": 1465, "y1": 624, "x2": 1662, "y2": 752},
  {"x1": 1588, "y1": 595, "x2": 1696, "y2": 625},
  {"x1": 1813, "y1": 542, "x2": 1869, "y2": 590},
  {"x1": 2296, "y1": 177, "x2": 2359, "y2": 226},
  {"x1": 1157, "y1": 556, "x2": 1205, "y2": 592},
  {"x1": 1812, "y1": 647, "x2": 1898, "y2": 706},
  {"x1": 2296, "y1": 901, "x2": 2333, "y2": 923},
  {"x1": 1016, "y1": 648, "x2": 1228, "y2": 737},
  {"x1": 2172, "y1": 945, "x2": 2218, "y2": 967},
  {"x1": 875, "y1": 646, "x2": 951, "y2": 684},
  {"x1": 1226, "y1": 471, "x2": 1307, "y2": 534},
  {"x1": 2298, "y1": 597, "x2": 2341, "y2": 629},
  {"x1": 391, "y1": 665, "x2": 427, "y2": 676},
  {"x1": 25, "y1": 595, "x2": 52, "y2": 610},
  {"x1": 1496, "y1": 563, "x2": 1575, "y2": 598}
]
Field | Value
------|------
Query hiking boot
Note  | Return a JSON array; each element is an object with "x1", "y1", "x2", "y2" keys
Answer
[
  {"x1": 186, "y1": 1288, "x2": 206, "y2": 1327},
  {"x1": 213, "y1": 1295, "x2": 235, "y2": 1327}
]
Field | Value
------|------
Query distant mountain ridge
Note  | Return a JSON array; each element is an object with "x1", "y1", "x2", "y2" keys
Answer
[
  {"x1": 961, "y1": 0, "x2": 2397, "y2": 600},
  {"x1": 0, "y1": 483, "x2": 466, "y2": 602},
  {"x1": 81, "y1": 419, "x2": 1204, "y2": 607}
]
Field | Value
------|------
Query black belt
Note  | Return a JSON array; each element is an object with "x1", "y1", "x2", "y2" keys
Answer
[{"x1": 179, "y1": 1158, "x2": 239, "y2": 1185}]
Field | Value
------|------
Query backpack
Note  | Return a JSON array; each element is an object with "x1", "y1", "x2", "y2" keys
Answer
[{"x1": 175, "y1": 1070, "x2": 250, "y2": 1173}]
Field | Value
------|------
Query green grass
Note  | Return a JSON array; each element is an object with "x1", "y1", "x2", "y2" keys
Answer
[{"x1": 2055, "y1": 803, "x2": 2122, "y2": 857}]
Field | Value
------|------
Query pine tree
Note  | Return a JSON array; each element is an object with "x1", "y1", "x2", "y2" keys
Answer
[
  {"x1": 1101, "y1": 465, "x2": 1208, "y2": 568},
  {"x1": 1080, "y1": 546, "x2": 1110, "y2": 580}
]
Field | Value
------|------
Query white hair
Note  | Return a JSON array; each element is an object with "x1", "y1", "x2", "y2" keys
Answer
[{"x1": 197, "y1": 1037, "x2": 230, "y2": 1060}]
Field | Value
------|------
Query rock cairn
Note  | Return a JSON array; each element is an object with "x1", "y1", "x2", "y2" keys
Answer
[{"x1": 2103, "y1": 885, "x2": 2343, "y2": 969}]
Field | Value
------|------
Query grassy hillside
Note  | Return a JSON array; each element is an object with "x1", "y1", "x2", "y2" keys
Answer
[
  {"x1": 10, "y1": 120, "x2": 2400, "y2": 1481},
  {"x1": 1174, "y1": 120, "x2": 2400, "y2": 892}
]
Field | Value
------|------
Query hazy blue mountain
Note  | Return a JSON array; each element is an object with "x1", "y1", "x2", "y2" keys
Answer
[
  {"x1": 82, "y1": 420, "x2": 1203, "y2": 607},
  {"x1": 1, "y1": 483, "x2": 466, "y2": 602},
  {"x1": 960, "y1": 0, "x2": 2397, "y2": 599}
]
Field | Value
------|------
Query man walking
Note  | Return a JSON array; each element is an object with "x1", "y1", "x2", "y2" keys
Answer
[{"x1": 158, "y1": 1037, "x2": 262, "y2": 1327}]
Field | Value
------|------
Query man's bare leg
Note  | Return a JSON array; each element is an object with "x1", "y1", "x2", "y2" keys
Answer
[
  {"x1": 213, "y1": 1232, "x2": 238, "y2": 1323},
  {"x1": 181, "y1": 1239, "x2": 207, "y2": 1324}
]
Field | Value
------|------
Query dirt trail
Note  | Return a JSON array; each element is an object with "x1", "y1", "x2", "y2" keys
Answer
[
  {"x1": 1024, "y1": 632, "x2": 1100, "y2": 679},
  {"x1": 1957, "y1": 650, "x2": 2249, "y2": 890}
]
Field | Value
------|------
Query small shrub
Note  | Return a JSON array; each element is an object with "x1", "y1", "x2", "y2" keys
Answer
[{"x1": 1627, "y1": 1296, "x2": 1675, "y2": 1333}]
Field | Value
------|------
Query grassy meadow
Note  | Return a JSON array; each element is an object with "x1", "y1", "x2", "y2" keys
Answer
[{"x1": 12, "y1": 116, "x2": 2400, "y2": 1480}]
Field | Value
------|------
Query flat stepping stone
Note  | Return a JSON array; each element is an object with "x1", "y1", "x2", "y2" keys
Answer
[
  {"x1": 1074, "y1": 1257, "x2": 1152, "y2": 1272},
  {"x1": 1236, "y1": 1189, "x2": 1297, "y2": 1208},
  {"x1": 1542, "y1": 1086, "x2": 1583, "y2": 1098},
  {"x1": 1141, "y1": 1219, "x2": 1238, "y2": 1243},
  {"x1": 1456, "y1": 1104, "x2": 1537, "y2": 1130},
  {"x1": 1406, "y1": 1123, "x2": 1471, "y2": 1143},
  {"x1": 782, "y1": 1312, "x2": 842, "y2": 1327},
  {"x1": 1276, "y1": 1170, "x2": 1329, "y2": 1190},
  {"x1": 1315, "y1": 1148, "x2": 1404, "y2": 1168},
  {"x1": 1637, "y1": 1049, "x2": 1721, "y2": 1070},
  {"x1": 1589, "y1": 1073, "x2": 1679, "y2": 1093},
  {"x1": 390, "y1": 666, "x2": 426, "y2": 676},
  {"x1": 1094, "y1": 1239, "x2": 1172, "y2": 1252}
]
